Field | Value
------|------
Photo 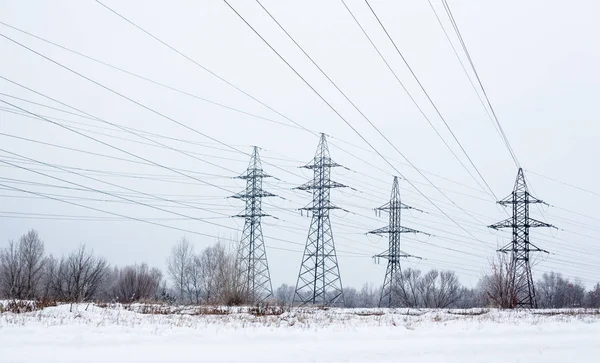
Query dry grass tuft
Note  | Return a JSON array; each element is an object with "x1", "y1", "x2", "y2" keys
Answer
[{"x1": 0, "y1": 299, "x2": 57, "y2": 314}]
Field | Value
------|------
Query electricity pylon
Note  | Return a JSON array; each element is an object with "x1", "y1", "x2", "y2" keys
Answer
[
  {"x1": 232, "y1": 146, "x2": 275, "y2": 303},
  {"x1": 489, "y1": 168, "x2": 555, "y2": 308},
  {"x1": 369, "y1": 176, "x2": 425, "y2": 308},
  {"x1": 293, "y1": 133, "x2": 346, "y2": 306}
]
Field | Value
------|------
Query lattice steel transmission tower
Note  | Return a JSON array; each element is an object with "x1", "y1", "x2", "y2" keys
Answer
[
  {"x1": 293, "y1": 133, "x2": 346, "y2": 306},
  {"x1": 369, "y1": 176, "x2": 425, "y2": 308},
  {"x1": 488, "y1": 168, "x2": 554, "y2": 308},
  {"x1": 232, "y1": 146, "x2": 275, "y2": 303}
]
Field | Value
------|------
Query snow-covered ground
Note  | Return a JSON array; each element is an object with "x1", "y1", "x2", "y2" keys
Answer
[{"x1": 1, "y1": 303, "x2": 599, "y2": 362}]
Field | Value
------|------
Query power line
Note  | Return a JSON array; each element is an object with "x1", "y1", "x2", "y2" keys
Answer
[
  {"x1": 0, "y1": 76, "x2": 254, "y2": 175},
  {"x1": 0, "y1": 211, "x2": 230, "y2": 222},
  {"x1": 0, "y1": 97, "x2": 237, "y2": 194},
  {"x1": 424, "y1": 0, "x2": 502, "y2": 140},
  {"x1": 1, "y1": 105, "x2": 496, "y2": 262},
  {"x1": 439, "y1": 0, "x2": 520, "y2": 168},
  {"x1": 2, "y1": 9, "x2": 502, "y2": 258},
  {"x1": 224, "y1": 0, "x2": 493, "y2": 249},
  {"x1": 0, "y1": 161, "x2": 373, "y2": 257},
  {"x1": 4, "y1": 99, "x2": 496, "y2": 209},
  {"x1": 526, "y1": 169, "x2": 600, "y2": 198},
  {"x1": 89, "y1": 0, "x2": 504, "y2": 230},
  {"x1": 345, "y1": 0, "x2": 498, "y2": 200},
  {"x1": 1, "y1": 104, "x2": 254, "y2": 165},
  {"x1": 0, "y1": 153, "x2": 375, "y2": 258},
  {"x1": 93, "y1": 0, "x2": 317, "y2": 137},
  {"x1": 0, "y1": 182, "x2": 368, "y2": 258},
  {"x1": 0, "y1": 131, "x2": 231, "y2": 178},
  {"x1": 328, "y1": 136, "x2": 494, "y2": 196},
  {"x1": 0, "y1": 20, "x2": 408, "y2": 185},
  {"x1": 254, "y1": 1, "x2": 496, "y2": 211},
  {"x1": 1, "y1": 127, "x2": 387, "y2": 252},
  {"x1": 0, "y1": 152, "x2": 239, "y2": 226},
  {"x1": 0, "y1": 30, "x2": 319, "y2": 213},
  {"x1": 254, "y1": 0, "x2": 498, "y2": 209},
  {"x1": 9, "y1": 4, "x2": 580, "y2": 278},
  {"x1": 3, "y1": 91, "x2": 452, "y2": 200},
  {"x1": 0, "y1": 18, "x2": 458, "y2": 202},
  {"x1": 0, "y1": 156, "x2": 230, "y2": 185},
  {"x1": 0, "y1": 73, "x2": 245, "y2": 177},
  {"x1": 3, "y1": 4, "x2": 504, "y2": 222},
  {"x1": 0, "y1": 20, "x2": 305, "y2": 132},
  {"x1": 0, "y1": 33, "x2": 256, "y2": 158},
  {"x1": 0, "y1": 182, "x2": 232, "y2": 238}
]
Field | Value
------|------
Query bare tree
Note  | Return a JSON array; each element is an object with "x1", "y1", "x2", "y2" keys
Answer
[
  {"x1": 536, "y1": 272, "x2": 585, "y2": 308},
  {"x1": 99, "y1": 266, "x2": 120, "y2": 302},
  {"x1": 0, "y1": 240, "x2": 22, "y2": 298},
  {"x1": 395, "y1": 268, "x2": 422, "y2": 307},
  {"x1": 52, "y1": 245, "x2": 108, "y2": 302},
  {"x1": 19, "y1": 230, "x2": 45, "y2": 299},
  {"x1": 585, "y1": 283, "x2": 600, "y2": 308},
  {"x1": 392, "y1": 269, "x2": 463, "y2": 308},
  {"x1": 275, "y1": 283, "x2": 294, "y2": 306},
  {"x1": 343, "y1": 287, "x2": 358, "y2": 308},
  {"x1": 419, "y1": 270, "x2": 439, "y2": 308},
  {"x1": 0, "y1": 230, "x2": 46, "y2": 299},
  {"x1": 199, "y1": 242, "x2": 243, "y2": 305},
  {"x1": 113, "y1": 264, "x2": 163, "y2": 302},
  {"x1": 357, "y1": 283, "x2": 380, "y2": 308},
  {"x1": 455, "y1": 287, "x2": 483, "y2": 308},
  {"x1": 185, "y1": 255, "x2": 204, "y2": 304},
  {"x1": 479, "y1": 253, "x2": 515, "y2": 308},
  {"x1": 40, "y1": 255, "x2": 58, "y2": 300},
  {"x1": 432, "y1": 270, "x2": 462, "y2": 308},
  {"x1": 167, "y1": 237, "x2": 194, "y2": 302}
]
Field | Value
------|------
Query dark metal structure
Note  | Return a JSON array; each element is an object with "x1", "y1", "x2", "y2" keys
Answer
[
  {"x1": 232, "y1": 146, "x2": 275, "y2": 303},
  {"x1": 293, "y1": 133, "x2": 346, "y2": 306},
  {"x1": 489, "y1": 168, "x2": 554, "y2": 308},
  {"x1": 369, "y1": 176, "x2": 425, "y2": 308}
]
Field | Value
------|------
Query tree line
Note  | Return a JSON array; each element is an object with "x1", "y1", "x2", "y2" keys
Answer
[{"x1": 1, "y1": 230, "x2": 599, "y2": 308}]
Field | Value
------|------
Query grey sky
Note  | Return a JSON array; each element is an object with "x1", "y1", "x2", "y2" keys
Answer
[{"x1": 1, "y1": 0, "x2": 599, "y2": 289}]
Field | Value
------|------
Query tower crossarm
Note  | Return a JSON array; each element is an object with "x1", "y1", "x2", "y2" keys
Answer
[
  {"x1": 528, "y1": 218, "x2": 556, "y2": 229},
  {"x1": 368, "y1": 225, "x2": 426, "y2": 236},
  {"x1": 235, "y1": 170, "x2": 272, "y2": 179},
  {"x1": 234, "y1": 212, "x2": 271, "y2": 218},
  {"x1": 299, "y1": 204, "x2": 343, "y2": 211},
  {"x1": 497, "y1": 191, "x2": 546, "y2": 205},
  {"x1": 373, "y1": 249, "x2": 420, "y2": 260},
  {"x1": 489, "y1": 217, "x2": 555, "y2": 230},
  {"x1": 294, "y1": 180, "x2": 347, "y2": 191},
  {"x1": 488, "y1": 217, "x2": 513, "y2": 230},
  {"x1": 231, "y1": 190, "x2": 276, "y2": 199},
  {"x1": 300, "y1": 160, "x2": 342, "y2": 169},
  {"x1": 374, "y1": 201, "x2": 420, "y2": 212},
  {"x1": 498, "y1": 240, "x2": 549, "y2": 254}
]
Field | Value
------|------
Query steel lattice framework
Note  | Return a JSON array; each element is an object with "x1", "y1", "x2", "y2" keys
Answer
[
  {"x1": 489, "y1": 168, "x2": 554, "y2": 308},
  {"x1": 369, "y1": 176, "x2": 425, "y2": 308},
  {"x1": 293, "y1": 134, "x2": 346, "y2": 306},
  {"x1": 232, "y1": 146, "x2": 275, "y2": 303}
]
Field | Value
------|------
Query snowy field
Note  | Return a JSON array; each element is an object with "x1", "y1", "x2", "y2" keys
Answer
[{"x1": 1, "y1": 303, "x2": 600, "y2": 363}]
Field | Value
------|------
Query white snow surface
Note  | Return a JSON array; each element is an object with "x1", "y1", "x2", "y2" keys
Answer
[{"x1": 1, "y1": 303, "x2": 599, "y2": 362}]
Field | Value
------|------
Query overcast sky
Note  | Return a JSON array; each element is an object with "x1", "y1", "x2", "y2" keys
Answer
[{"x1": 1, "y1": 0, "x2": 599, "y2": 290}]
